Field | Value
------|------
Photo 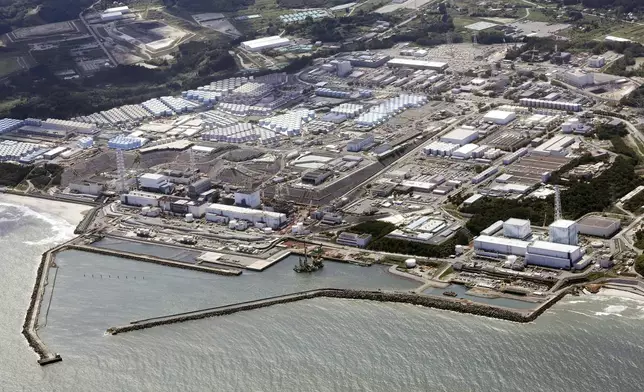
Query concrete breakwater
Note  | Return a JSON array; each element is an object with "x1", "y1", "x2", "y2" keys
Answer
[
  {"x1": 107, "y1": 288, "x2": 571, "y2": 335},
  {"x1": 68, "y1": 245, "x2": 242, "y2": 276},
  {"x1": 22, "y1": 243, "x2": 68, "y2": 365}
]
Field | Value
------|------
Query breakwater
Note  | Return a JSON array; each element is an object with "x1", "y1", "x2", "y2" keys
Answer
[
  {"x1": 107, "y1": 288, "x2": 571, "y2": 335},
  {"x1": 74, "y1": 206, "x2": 101, "y2": 234},
  {"x1": 68, "y1": 245, "x2": 242, "y2": 276},
  {"x1": 22, "y1": 242, "x2": 70, "y2": 365}
]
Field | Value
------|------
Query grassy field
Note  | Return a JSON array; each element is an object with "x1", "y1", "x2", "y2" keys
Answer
[
  {"x1": 0, "y1": 57, "x2": 23, "y2": 78},
  {"x1": 610, "y1": 23, "x2": 644, "y2": 44}
]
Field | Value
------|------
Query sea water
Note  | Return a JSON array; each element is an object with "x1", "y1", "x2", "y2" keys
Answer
[{"x1": 2, "y1": 201, "x2": 644, "y2": 392}]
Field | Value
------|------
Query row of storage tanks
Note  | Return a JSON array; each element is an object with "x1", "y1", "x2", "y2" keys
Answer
[
  {"x1": 108, "y1": 135, "x2": 147, "y2": 150},
  {"x1": 0, "y1": 118, "x2": 24, "y2": 134},
  {"x1": 218, "y1": 102, "x2": 272, "y2": 117},
  {"x1": 259, "y1": 110, "x2": 316, "y2": 136},
  {"x1": 182, "y1": 90, "x2": 223, "y2": 104},
  {"x1": 0, "y1": 141, "x2": 41, "y2": 161},
  {"x1": 355, "y1": 95, "x2": 427, "y2": 127},
  {"x1": 160, "y1": 96, "x2": 200, "y2": 113},
  {"x1": 330, "y1": 103, "x2": 365, "y2": 118},
  {"x1": 202, "y1": 123, "x2": 281, "y2": 144},
  {"x1": 519, "y1": 98, "x2": 582, "y2": 112},
  {"x1": 315, "y1": 88, "x2": 352, "y2": 99}
]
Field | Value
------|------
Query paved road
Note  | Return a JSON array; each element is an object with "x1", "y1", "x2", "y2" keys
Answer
[{"x1": 79, "y1": 2, "x2": 118, "y2": 66}]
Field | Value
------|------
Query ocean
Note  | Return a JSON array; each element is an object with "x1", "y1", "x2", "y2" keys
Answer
[{"x1": 2, "y1": 198, "x2": 644, "y2": 392}]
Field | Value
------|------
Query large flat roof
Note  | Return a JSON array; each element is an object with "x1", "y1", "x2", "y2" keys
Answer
[
  {"x1": 577, "y1": 215, "x2": 620, "y2": 228},
  {"x1": 475, "y1": 235, "x2": 530, "y2": 247},
  {"x1": 387, "y1": 58, "x2": 448, "y2": 69},
  {"x1": 529, "y1": 240, "x2": 580, "y2": 253},
  {"x1": 242, "y1": 36, "x2": 291, "y2": 49}
]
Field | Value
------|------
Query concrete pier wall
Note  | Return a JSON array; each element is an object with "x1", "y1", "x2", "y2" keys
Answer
[
  {"x1": 107, "y1": 288, "x2": 571, "y2": 335},
  {"x1": 67, "y1": 245, "x2": 242, "y2": 276}
]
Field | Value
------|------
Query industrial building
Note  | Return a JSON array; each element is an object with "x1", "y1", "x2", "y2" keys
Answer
[
  {"x1": 576, "y1": 216, "x2": 621, "y2": 238},
  {"x1": 473, "y1": 235, "x2": 529, "y2": 257},
  {"x1": 386, "y1": 58, "x2": 448, "y2": 71},
  {"x1": 347, "y1": 134, "x2": 374, "y2": 152},
  {"x1": 241, "y1": 36, "x2": 292, "y2": 52},
  {"x1": 519, "y1": 98, "x2": 582, "y2": 112},
  {"x1": 562, "y1": 71, "x2": 594, "y2": 87},
  {"x1": 503, "y1": 218, "x2": 532, "y2": 239},
  {"x1": 482, "y1": 110, "x2": 516, "y2": 125},
  {"x1": 69, "y1": 181, "x2": 105, "y2": 195},
  {"x1": 138, "y1": 173, "x2": 174, "y2": 194},
  {"x1": 120, "y1": 191, "x2": 165, "y2": 207},
  {"x1": 440, "y1": 128, "x2": 479, "y2": 146},
  {"x1": 336, "y1": 232, "x2": 372, "y2": 248},
  {"x1": 234, "y1": 189, "x2": 261, "y2": 208},
  {"x1": 525, "y1": 241, "x2": 582, "y2": 269},
  {"x1": 549, "y1": 220, "x2": 579, "y2": 245},
  {"x1": 302, "y1": 170, "x2": 333, "y2": 186},
  {"x1": 188, "y1": 178, "x2": 212, "y2": 198},
  {"x1": 205, "y1": 203, "x2": 286, "y2": 229},
  {"x1": 588, "y1": 56, "x2": 606, "y2": 68}
]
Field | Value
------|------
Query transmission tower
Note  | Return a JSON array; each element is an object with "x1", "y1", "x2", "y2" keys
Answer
[
  {"x1": 116, "y1": 149, "x2": 126, "y2": 193},
  {"x1": 554, "y1": 185, "x2": 562, "y2": 221}
]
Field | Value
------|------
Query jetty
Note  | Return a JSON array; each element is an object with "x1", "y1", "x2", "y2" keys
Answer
[
  {"x1": 107, "y1": 288, "x2": 570, "y2": 335},
  {"x1": 67, "y1": 245, "x2": 242, "y2": 276}
]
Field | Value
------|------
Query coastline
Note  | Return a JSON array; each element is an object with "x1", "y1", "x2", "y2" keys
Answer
[{"x1": 1, "y1": 194, "x2": 93, "y2": 365}]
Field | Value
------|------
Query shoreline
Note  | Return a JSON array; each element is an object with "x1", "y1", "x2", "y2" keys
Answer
[{"x1": 2, "y1": 194, "x2": 93, "y2": 366}]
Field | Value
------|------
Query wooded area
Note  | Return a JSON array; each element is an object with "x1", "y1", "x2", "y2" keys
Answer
[{"x1": 462, "y1": 157, "x2": 640, "y2": 235}]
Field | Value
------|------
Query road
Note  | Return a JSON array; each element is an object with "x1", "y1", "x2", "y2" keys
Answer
[{"x1": 79, "y1": 2, "x2": 118, "y2": 66}]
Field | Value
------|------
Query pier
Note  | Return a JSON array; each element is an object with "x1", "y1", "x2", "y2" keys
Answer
[
  {"x1": 67, "y1": 245, "x2": 242, "y2": 276},
  {"x1": 107, "y1": 288, "x2": 573, "y2": 335}
]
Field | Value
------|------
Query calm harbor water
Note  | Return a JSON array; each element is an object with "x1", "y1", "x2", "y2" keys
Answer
[{"x1": 2, "y1": 200, "x2": 644, "y2": 392}]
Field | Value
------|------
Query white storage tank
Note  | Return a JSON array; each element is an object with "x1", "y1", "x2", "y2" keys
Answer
[
  {"x1": 185, "y1": 213, "x2": 194, "y2": 223},
  {"x1": 405, "y1": 258, "x2": 417, "y2": 268}
]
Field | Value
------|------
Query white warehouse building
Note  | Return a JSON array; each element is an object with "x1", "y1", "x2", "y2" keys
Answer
[
  {"x1": 206, "y1": 203, "x2": 287, "y2": 229},
  {"x1": 440, "y1": 128, "x2": 479, "y2": 146},
  {"x1": 234, "y1": 189, "x2": 262, "y2": 208},
  {"x1": 241, "y1": 36, "x2": 292, "y2": 52},
  {"x1": 483, "y1": 110, "x2": 516, "y2": 125}
]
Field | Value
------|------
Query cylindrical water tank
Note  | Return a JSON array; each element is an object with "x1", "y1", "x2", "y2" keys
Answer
[{"x1": 405, "y1": 258, "x2": 417, "y2": 268}]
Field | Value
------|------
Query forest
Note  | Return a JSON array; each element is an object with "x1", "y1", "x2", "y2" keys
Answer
[
  {"x1": 0, "y1": 41, "x2": 237, "y2": 119},
  {"x1": 0, "y1": 0, "x2": 103, "y2": 34},
  {"x1": 462, "y1": 157, "x2": 640, "y2": 235},
  {"x1": 346, "y1": 220, "x2": 470, "y2": 258}
]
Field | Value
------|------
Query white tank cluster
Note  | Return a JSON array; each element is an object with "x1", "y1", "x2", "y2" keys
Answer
[
  {"x1": 422, "y1": 141, "x2": 459, "y2": 157},
  {"x1": 160, "y1": 96, "x2": 200, "y2": 113},
  {"x1": 202, "y1": 123, "x2": 280, "y2": 145},
  {"x1": 141, "y1": 99, "x2": 173, "y2": 117},
  {"x1": 330, "y1": 103, "x2": 365, "y2": 118},
  {"x1": 77, "y1": 136, "x2": 94, "y2": 149},
  {"x1": 200, "y1": 111, "x2": 239, "y2": 128},
  {"x1": 0, "y1": 118, "x2": 24, "y2": 134},
  {"x1": 183, "y1": 90, "x2": 222, "y2": 104},
  {"x1": 201, "y1": 77, "x2": 249, "y2": 94},
  {"x1": 218, "y1": 102, "x2": 272, "y2": 117},
  {"x1": 108, "y1": 135, "x2": 148, "y2": 150},
  {"x1": 0, "y1": 140, "x2": 41, "y2": 161},
  {"x1": 259, "y1": 110, "x2": 316, "y2": 136},
  {"x1": 355, "y1": 94, "x2": 427, "y2": 127}
]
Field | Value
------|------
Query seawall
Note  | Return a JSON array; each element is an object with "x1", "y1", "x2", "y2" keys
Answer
[
  {"x1": 107, "y1": 288, "x2": 571, "y2": 335},
  {"x1": 67, "y1": 245, "x2": 242, "y2": 276},
  {"x1": 22, "y1": 242, "x2": 69, "y2": 365}
]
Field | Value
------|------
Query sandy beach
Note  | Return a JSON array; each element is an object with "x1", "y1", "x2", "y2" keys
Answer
[{"x1": 0, "y1": 193, "x2": 91, "y2": 226}]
